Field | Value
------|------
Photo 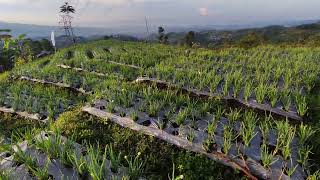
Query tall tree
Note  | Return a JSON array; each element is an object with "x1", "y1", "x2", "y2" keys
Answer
[
  {"x1": 59, "y1": 2, "x2": 76, "y2": 43},
  {"x1": 158, "y1": 27, "x2": 168, "y2": 44},
  {"x1": 185, "y1": 31, "x2": 195, "y2": 47}
]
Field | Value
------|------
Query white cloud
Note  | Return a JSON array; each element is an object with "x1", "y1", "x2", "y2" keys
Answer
[
  {"x1": 199, "y1": 7, "x2": 208, "y2": 16},
  {"x1": 0, "y1": 0, "x2": 162, "y2": 6}
]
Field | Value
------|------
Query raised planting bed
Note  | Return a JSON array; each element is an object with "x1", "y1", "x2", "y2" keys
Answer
[
  {"x1": 12, "y1": 61, "x2": 117, "y2": 93},
  {"x1": 57, "y1": 64, "x2": 125, "y2": 79},
  {"x1": 143, "y1": 46, "x2": 320, "y2": 121},
  {"x1": 89, "y1": 43, "x2": 178, "y2": 68},
  {"x1": 135, "y1": 77, "x2": 304, "y2": 122},
  {"x1": 84, "y1": 81, "x2": 313, "y2": 179},
  {"x1": 107, "y1": 60, "x2": 143, "y2": 70},
  {"x1": 58, "y1": 51, "x2": 143, "y2": 80},
  {"x1": 0, "y1": 80, "x2": 85, "y2": 120},
  {"x1": 83, "y1": 101, "x2": 311, "y2": 180},
  {"x1": 0, "y1": 131, "x2": 140, "y2": 180},
  {"x1": 19, "y1": 76, "x2": 92, "y2": 95}
]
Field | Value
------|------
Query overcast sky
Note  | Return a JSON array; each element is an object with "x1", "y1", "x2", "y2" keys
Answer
[{"x1": 0, "y1": 0, "x2": 319, "y2": 27}]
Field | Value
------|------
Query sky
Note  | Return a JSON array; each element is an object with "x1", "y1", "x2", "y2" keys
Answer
[{"x1": 0, "y1": 0, "x2": 320, "y2": 28}]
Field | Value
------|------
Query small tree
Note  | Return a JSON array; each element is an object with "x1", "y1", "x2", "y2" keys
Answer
[
  {"x1": 39, "y1": 39, "x2": 54, "y2": 52},
  {"x1": 237, "y1": 32, "x2": 264, "y2": 49},
  {"x1": 185, "y1": 31, "x2": 195, "y2": 47},
  {"x1": 158, "y1": 27, "x2": 168, "y2": 44},
  {"x1": 1, "y1": 33, "x2": 27, "y2": 68},
  {"x1": 59, "y1": 2, "x2": 76, "y2": 43}
]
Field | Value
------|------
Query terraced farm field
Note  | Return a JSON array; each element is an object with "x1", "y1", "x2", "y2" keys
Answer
[{"x1": 1, "y1": 40, "x2": 320, "y2": 179}]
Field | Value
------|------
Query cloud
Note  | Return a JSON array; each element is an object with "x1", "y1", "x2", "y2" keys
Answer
[
  {"x1": 0, "y1": 0, "x2": 162, "y2": 6},
  {"x1": 199, "y1": 7, "x2": 208, "y2": 16}
]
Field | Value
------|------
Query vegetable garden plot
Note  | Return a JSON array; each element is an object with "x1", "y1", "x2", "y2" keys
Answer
[
  {"x1": 57, "y1": 52, "x2": 142, "y2": 80},
  {"x1": 0, "y1": 131, "x2": 140, "y2": 180},
  {"x1": 84, "y1": 102, "x2": 310, "y2": 180},
  {"x1": 144, "y1": 47, "x2": 320, "y2": 120},
  {"x1": 12, "y1": 62, "x2": 120, "y2": 93},
  {"x1": 19, "y1": 76, "x2": 92, "y2": 95},
  {"x1": 135, "y1": 77, "x2": 303, "y2": 121},
  {"x1": 84, "y1": 82, "x2": 314, "y2": 179},
  {"x1": 0, "y1": 81, "x2": 85, "y2": 120},
  {"x1": 57, "y1": 64, "x2": 111, "y2": 77},
  {"x1": 89, "y1": 41, "x2": 183, "y2": 68}
]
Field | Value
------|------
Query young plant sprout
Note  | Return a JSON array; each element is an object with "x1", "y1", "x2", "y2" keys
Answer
[
  {"x1": 259, "y1": 114, "x2": 273, "y2": 144},
  {"x1": 69, "y1": 151, "x2": 87, "y2": 176},
  {"x1": 86, "y1": 144, "x2": 108, "y2": 180},
  {"x1": 215, "y1": 105, "x2": 225, "y2": 122},
  {"x1": 124, "y1": 152, "x2": 144, "y2": 180},
  {"x1": 244, "y1": 81, "x2": 253, "y2": 102},
  {"x1": 281, "y1": 91, "x2": 292, "y2": 111},
  {"x1": 255, "y1": 83, "x2": 267, "y2": 104},
  {"x1": 107, "y1": 145, "x2": 122, "y2": 173},
  {"x1": 260, "y1": 143, "x2": 275, "y2": 168},
  {"x1": 298, "y1": 145, "x2": 312, "y2": 170},
  {"x1": 274, "y1": 120, "x2": 296, "y2": 158},
  {"x1": 202, "y1": 136, "x2": 215, "y2": 153},
  {"x1": 207, "y1": 117, "x2": 218, "y2": 136},
  {"x1": 223, "y1": 125, "x2": 233, "y2": 155},
  {"x1": 282, "y1": 128, "x2": 295, "y2": 160},
  {"x1": 209, "y1": 75, "x2": 223, "y2": 94},
  {"x1": 147, "y1": 101, "x2": 161, "y2": 117},
  {"x1": 232, "y1": 70, "x2": 243, "y2": 98},
  {"x1": 295, "y1": 94, "x2": 308, "y2": 116},
  {"x1": 107, "y1": 101, "x2": 116, "y2": 113},
  {"x1": 175, "y1": 108, "x2": 189, "y2": 126},
  {"x1": 240, "y1": 111, "x2": 258, "y2": 147},
  {"x1": 268, "y1": 85, "x2": 278, "y2": 108},
  {"x1": 227, "y1": 108, "x2": 241, "y2": 124},
  {"x1": 130, "y1": 111, "x2": 139, "y2": 122},
  {"x1": 284, "y1": 164, "x2": 298, "y2": 178},
  {"x1": 297, "y1": 124, "x2": 316, "y2": 145},
  {"x1": 223, "y1": 74, "x2": 232, "y2": 96},
  {"x1": 187, "y1": 130, "x2": 196, "y2": 142}
]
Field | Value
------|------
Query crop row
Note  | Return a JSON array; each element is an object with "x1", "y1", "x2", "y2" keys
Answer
[
  {"x1": 144, "y1": 47, "x2": 320, "y2": 117},
  {"x1": 12, "y1": 61, "x2": 119, "y2": 93},
  {"x1": 86, "y1": 79, "x2": 315, "y2": 178},
  {"x1": 86, "y1": 99, "x2": 313, "y2": 179},
  {"x1": 58, "y1": 52, "x2": 142, "y2": 80},
  {"x1": 0, "y1": 130, "x2": 144, "y2": 179},
  {"x1": 55, "y1": 40, "x2": 180, "y2": 68},
  {"x1": 0, "y1": 80, "x2": 85, "y2": 120},
  {"x1": 50, "y1": 41, "x2": 320, "y2": 118}
]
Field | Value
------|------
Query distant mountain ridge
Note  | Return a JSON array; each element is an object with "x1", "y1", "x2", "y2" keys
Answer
[
  {"x1": 0, "y1": 21, "x2": 112, "y2": 39},
  {"x1": 1, "y1": 19, "x2": 319, "y2": 40},
  {"x1": 148, "y1": 20, "x2": 320, "y2": 48}
]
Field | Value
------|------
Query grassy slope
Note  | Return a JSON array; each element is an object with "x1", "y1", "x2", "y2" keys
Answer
[{"x1": 1, "y1": 39, "x2": 320, "y2": 178}]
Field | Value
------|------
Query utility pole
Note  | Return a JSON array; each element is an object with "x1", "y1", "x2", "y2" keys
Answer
[
  {"x1": 145, "y1": 16, "x2": 150, "y2": 41},
  {"x1": 59, "y1": 2, "x2": 76, "y2": 43}
]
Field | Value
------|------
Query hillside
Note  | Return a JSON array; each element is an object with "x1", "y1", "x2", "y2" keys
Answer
[
  {"x1": 0, "y1": 40, "x2": 320, "y2": 179},
  {"x1": 160, "y1": 22, "x2": 320, "y2": 48}
]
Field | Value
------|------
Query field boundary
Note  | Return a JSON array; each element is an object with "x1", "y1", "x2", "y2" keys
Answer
[
  {"x1": 57, "y1": 64, "x2": 109, "y2": 77},
  {"x1": 108, "y1": 60, "x2": 143, "y2": 69},
  {"x1": 134, "y1": 77, "x2": 303, "y2": 122},
  {"x1": 0, "y1": 106, "x2": 48, "y2": 122},
  {"x1": 19, "y1": 76, "x2": 92, "y2": 95}
]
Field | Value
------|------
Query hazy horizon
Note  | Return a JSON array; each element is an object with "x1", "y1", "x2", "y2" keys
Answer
[{"x1": 1, "y1": 0, "x2": 320, "y2": 28}]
